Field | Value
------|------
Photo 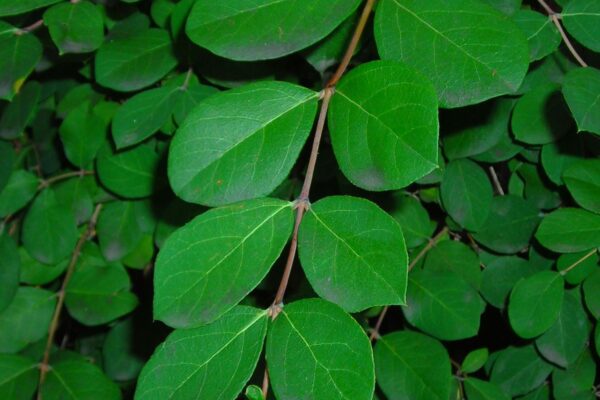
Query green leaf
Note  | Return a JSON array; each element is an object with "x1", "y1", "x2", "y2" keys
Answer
[
  {"x1": 471, "y1": 126, "x2": 523, "y2": 163},
  {"x1": 563, "y1": 159, "x2": 600, "y2": 213},
  {"x1": 43, "y1": 1, "x2": 104, "y2": 54},
  {"x1": 96, "y1": 201, "x2": 145, "y2": 262},
  {"x1": 19, "y1": 248, "x2": 67, "y2": 285},
  {"x1": 512, "y1": 83, "x2": 571, "y2": 145},
  {"x1": 518, "y1": 163, "x2": 561, "y2": 210},
  {"x1": 374, "y1": 330, "x2": 451, "y2": 400},
  {"x1": 0, "y1": 24, "x2": 42, "y2": 101},
  {"x1": 95, "y1": 28, "x2": 177, "y2": 92},
  {"x1": 536, "y1": 208, "x2": 600, "y2": 253},
  {"x1": 552, "y1": 350, "x2": 596, "y2": 400},
  {"x1": 266, "y1": 298, "x2": 374, "y2": 400},
  {"x1": 404, "y1": 269, "x2": 484, "y2": 340},
  {"x1": 112, "y1": 86, "x2": 181, "y2": 149},
  {"x1": 65, "y1": 244, "x2": 138, "y2": 326},
  {"x1": 374, "y1": 0, "x2": 529, "y2": 108},
  {"x1": 0, "y1": 234, "x2": 19, "y2": 313},
  {"x1": 481, "y1": 256, "x2": 538, "y2": 308},
  {"x1": 490, "y1": 345, "x2": 553, "y2": 397},
  {"x1": 0, "y1": 287, "x2": 56, "y2": 353},
  {"x1": 96, "y1": 142, "x2": 160, "y2": 199},
  {"x1": 462, "y1": 348, "x2": 489, "y2": 374},
  {"x1": 168, "y1": 81, "x2": 318, "y2": 206},
  {"x1": 0, "y1": 141, "x2": 14, "y2": 193},
  {"x1": 40, "y1": 352, "x2": 121, "y2": 400},
  {"x1": 441, "y1": 159, "x2": 493, "y2": 231},
  {"x1": 136, "y1": 306, "x2": 268, "y2": 399},
  {"x1": 508, "y1": 271, "x2": 564, "y2": 339},
  {"x1": 540, "y1": 136, "x2": 586, "y2": 185},
  {"x1": 102, "y1": 318, "x2": 144, "y2": 382},
  {"x1": 563, "y1": 67, "x2": 600, "y2": 136},
  {"x1": 464, "y1": 378, "x2": 510, "y2": 400},
  {"x1": 245, "y1": 385, "x2": 265, "y2": 400},
  {"x1": 0, "y1": 0, "x2": 61, "y2": 16},
  {"x1": 562, "y1": 0, "x2": 600, "y2": 52},
  {"x1": 583, "y1": 270, "x2": 600, "y2": 319},
  {"x1": 472, "y1": 195, "x2": 540, "y2": 254},
  {"x1": 54, "y1": 176, "x2": 94, "y2": 225},
  {"x1": 0, "y1": 170, "x2": 39, "y2": 217},
  {"x1": 0, "y1": 81, "x2": 40, "y2": 139},
  {"x1": 482, "y1": 0, "x2": 521, "y2": 15},
  {"x1": 170, "y1": 78, "x2": 218, "y2": 126},
  {"x1": 596, "y1": 324, "x2": 600, "y2": 358},
  {"x1": 298, "y1": 196, "x2": 407, "y2": 312},
  {"x1": 154, "y1": 198, "x2": 293, "y2": 328},
  {"x1": 389, "y1": 193, "x2": 434, "y2": 249},
  {"x1": 22, "y1": 189, "x2": 79, "y2": 265},
  {"x1": 0, "y1": 354, "x2": 38, "y2": 399},
  {"x1": 423, "y1": 240, "x2": 482, "y2": 290},
  {"x1": 328, "y1": 60, "x2": 439, "y2": 190},
  {"x1": 557, "y1": 250, "x2": 598, "y2": 285},
  {"x1": 185, "y1": 0, "x2": 361, "y2": 61},
  {"x1": 513, "y1": 10, "x2": 561, "y2": 62},
  {"x1": 59, "y1": 101, "x2": 107, "y2": 168},
  {"x1": 536, "y1": 290, "x2": 590, "y2": 368}
]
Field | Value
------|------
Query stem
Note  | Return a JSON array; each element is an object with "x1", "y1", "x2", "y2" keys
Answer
[
  {"x1": 261, "y1": 368, "x2": 269, "y2": 398},
  {"x1": 488, "y1": 166, "x2": 505, "y2": 195},
  {"x1": 560, "y1": 248, "x2": 597, "y2": 276},
  {"x1": 38, "y1": 170, "x2": 94, "y2": 189},
  {"x1": 37, "y1": 204, "x2": 103, "y2": 398},
  {"x1": 369, "y1": 226, "x2": 449, "y2": 342},
  {"x1": 16, "y1": 19, "x2": 43, "y2": 35},
  {"x1": 181, "y1": 67, "x2": 194, "y2": 90}
]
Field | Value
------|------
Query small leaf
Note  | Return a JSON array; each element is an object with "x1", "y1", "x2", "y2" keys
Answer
[
  {"x1": 562, "y1": 67, "x2": 600, "y2": 136},
  {"x1": 513, "y1": 10, "x2": 561, "y2": 61},
  {"x1": 59, "y1": 101, "x2": 107, "y2": 168},
  {"x1": 298, "y1": 195, "x2": 407, "y2": 312},
  {"x1": 0, "y1": 234, "x2": 19, "y2": 313},
  {"x1": 43, "y1": 0, "x2": 104, "y2": 54},
  {"x1": 462, "y1": 348, "x2": 489, "y2": 374},
  {"x1": 464, "y1": 378, "x2": 510, "y2": 400},
  {"x1": 136, "y1": 306, "x2": 268, "y2": 400},
  {"x1": 0, "y1": 354, "x2": 38, "y2": 399},
  {"x1": 562, "y1": 0, "x2": 600, "y2": 52},
  {"x1": 328, "y1": 60, "x2": 439, "y2": 190},
  {"x1": 490, "y1": 345, "x2": 553, "y2": 397},
  {"x1": 536, "y1": 208, "x2": 600, "y2": 253},
  {"x1": 185, "y1": 0, "x2": 361, "y2": 61},
  {"x1": 154, "y1": 198, "x2": 293, "y2": 328},
  {"x1": 563, "y1": 159, "x2": 600, "y2": 213},
  {"x1": 0, "y1": 22, "x2": 42, "y2": 100},
  {"x1": 374, "y1": 330, "x2": 451, "y2": 400},
  {"x1": 508, "y1": 271, "x2": 564, "y2": 339},
  {"x1": 0, "y1": 170, "x2": 39, "y2": 217},
  {"x1": 374, "y1": 0, "x2": 529, "y2": 107},
  {"x1": 266, "y1": 298, "x2": 374, "y2": 400},
  {"x1": 168, "y1": 81, "x2": 318, "y2": 206}
]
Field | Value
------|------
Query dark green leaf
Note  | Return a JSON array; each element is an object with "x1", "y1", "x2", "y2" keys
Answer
[
  {"x1": 0, "y1": 141, "x2": 14, "y2": 193},
  {"x1": 102, "y1": 318, "x2": 145, "y2": 382},
  {"x1": 0, "y1": 234, "x2": 19, "y2": 312},
  {"x1": 43, "y1": 1, "x2": 104, "y2": 54},
  {"x1": 0, "y1": 170, "x2": 39, "y2": 217},
  {"x1": 562, "y1": 67, "x2": 600, "y2": 136},
  {"x1": 562, "y1": 0, "x2": 600, "y2": 52},
  {"x1": 536, "y1": 208, "x2": 600, "y2": 253},
  {"x1": 0, "y1": 354, "x2": 38, "y2": 399},
  {"x1": 480, "y1": 256, "x2": 537, "y2": 308},
  {"x1": 552, "y1": 350, "x2": 596, "y2": 400},
  {"x1": 490, "y1": 345, "x2": 553, "y2": 397},
  {"x1": 0, "y1": 81, "x2": 40, "y2": 139},
  {"x1": 583, "y1": 269, "x2": 600, "y2": 319},
  {"x1": 540, "y1": 136, "x2": 586, "y2": 185},
  {"x1": 96, "y1": 201, "x2": 145, "y2": 261},
  {"x1": 563, "y1": 159, "x2": 600, "y2": 213},
  {"x1": 389, "y1": 193, "x2": 434, "y2": 249},
  {"x1": 59, "y1": 101, "x2": 107, "y2": 168},
  {"x1": 19, "y1": 248, "x2": 67, "y2": 285},
  {"x1": 0, "y1": 23, "x2": 42, "y2": 100},
  {"x1": 423, "y1": 240, "x2": 482, "y2": 290},
  {"x1": 464, "y1": 378, "x2": 510, "y2": 400}
]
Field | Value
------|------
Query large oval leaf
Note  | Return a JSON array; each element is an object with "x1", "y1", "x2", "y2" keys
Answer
[
  {"x1": 266, "y1": 298, "x2": 374, "y2": 400},
  {"x1": 298, "y1": 196, "x2": 407, "y2": 312},
  {"x1": 536, "y1": 208, "x2": 600, "y2": 253},
  {"x1": 154, "y1": 198, "x2": 293, "y2": 328},
  {"x1": 374, "y1": 0, "x2": 529, "y2": 107},
  {"x1": 328, "y1": 60, "x2": 439, "y2": 191},
  {"x1": 136, "y1": 306, "x2": 268, "y2": 400},
  {"x1": 168, "y1": 81, "x2": 318, "y2": 206},
  {"x1": 185, "y1": 0, "x2": 361, "y2": 61}
]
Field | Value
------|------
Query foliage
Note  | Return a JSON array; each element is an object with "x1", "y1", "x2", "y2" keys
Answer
[{"x1": 0, "y1": 0, "x2": 599, "y2": 399}]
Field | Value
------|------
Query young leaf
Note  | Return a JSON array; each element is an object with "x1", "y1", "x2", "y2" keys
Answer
[
  {"x1": 185, "y1": 0, "x2": 361, "y2": 61},
  {"x1": 480, "y1": 256, "x2": 538, "y2": 308},
  {"x1": 374, "y1": 0, "x2": 529, "y2": 107},
  {"x1": 508, "y1": 271, "x2": 564, "y2": 339},
  {"x1": 374, "y1": 331, "x2": 451, "y2": 400},
  {"x1": 461, "y1": 348, "x2": 489, "y2": 374},
  {"x1": 562, "y1": 67, "x2": 600, "y2": 136},
  {"x1": 43, "y1": 0, "x2": 104, "y2": 54},
  {"x1": 404, "y1": 269, "x2": 484, "y2": 340},
  {"x1": 563, "y1": 159, "x2": 600, "y2": 213},
  {"x1": 440, "y1": 159, "x2": 493, "y2": 231},
  {"x1": 298, "y1": 195, "x2": 408, "y2": 312},
  {"x1": 154, "y1": 198, "x2": 293, "y2": 328},
  {"x1": 490, "y1": 345, "x2": 553, "y2": 397},
  {"x1": 562, "y1": 0, "x2": 600, "y2": 52},
  {"x1": 536, "y1": 208, "x2": 600, "y2": 253},
  {"x1": 464, "y1": 378, "x2": 510, "y2": 400},
  {"x1": 0, "y1": 354, "x2": 38, "y2": 399},
  {"x1": 136, "y1": 306, "x2": 268, "y2": 400},
  {"x1": 513, "y1": 10, "x2": 561, "y2": 61},
  {"x1": 168, "y1": 81, "x2": 318, "y2": 206},
  {"x1": 266, "y1": 299, "x2": 375, "y2": 400},
  {"x1": 328, "y1": 60, "x2": 439, "y2": 191},
  {"x1": 59, "y1": 101, "x2": 107, "y2": 168}
]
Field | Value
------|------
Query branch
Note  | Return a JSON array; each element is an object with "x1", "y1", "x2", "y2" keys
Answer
[
  {"x1": 16, "y1": 19, "x2": 43, "y2": 35},
  {"x1": 37, "y1": 204, "x2": 103, "y2": 398},
  {"x1": 488, "y1": 166, "x2": 505, "y2": 196},
  {"x1": 38, "y1": 170, "x2": 94, "y2": 190},
  {"x1": 560, "y1": 248, "x2": 597, "y2": 276}
]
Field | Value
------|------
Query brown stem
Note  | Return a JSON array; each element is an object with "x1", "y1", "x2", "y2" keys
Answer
[
  {"x1": 560, "y1": 248, "x2": 597, "y2": 276},
  {"x1": 37, "y1": 204, "x2": 103, "y2": 398},
  {"x1": 488, "y1": 166, "x2": 505, "y2": 196},
  {"x1": 16, "y1": 19, "x2": 44, "y2": 35},
  {"x1": 261, "y1": 368, "x2": 270, "y2": 398},
  {"x1": 38, "y1": 170, "x2": 94, "y2": 190},
  {"x1": 537, "y1": 0, "x2": 555, "y2": 15}
]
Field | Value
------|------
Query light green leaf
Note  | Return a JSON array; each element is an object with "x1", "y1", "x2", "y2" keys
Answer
[
  {"x1": 563, "y1": 159, "x2": 600, "y2": 213},
  {"x1": 22, "y1": 189, "x2": 79, "y2": 265},
  {"x1": 464, "y1": 378, "x2": 510, "y2": 400},
  {"x1": 95, "y1": 28, "x2": 177, "y2": 92},
  {"x1": 462, "y1": 348, "x2": 489, "y2": 374},
  {"x1": 0, "y1": 81, "x2": 40, "y2": 139},
  {"x1": 490, "y1": 345, "x2": 553, "y2": 397},
  {"x1": 441, "y1": 159, "x2": 493, "y2": 231},
  {"x1": 374, "y1": 0, "x2": 529, "y2": 107},
  {"x1": 389, "y1": 193, "x2": 434, "y2": 249},
  {"x1": 536, "y1": 208, "x2": 600, "y2": 253},
  {"x1": 59, "y1": 101, "x2": 107, "y2": 168},
  {"x1": 0, "y1": 354, "x2": 38, "y2": 399},
  {"x1": 562, "y1": 67, "x2": 600, "y2": 136},
  {"x1": 562, "y1": 0, "x2": 600, "y2": 52},
  {"x1": 19, "y1": 248, "x2": 67, "y2": 285},
  {"x1": 136, "y1": 306, "x2": 268, "y2": 400},
  {"x1": 298, "y1": 196, "x2": 407, "y2": 312},
  {"x1": 266, "y1": 298, "x2": 374, "y2": 400},
  {"x1": 168, "y1": 81, "x2": 318, "y2": 206},
  {"x1": 0, "y1": 234, "x2": 19, "y2": 313},
  {"x1": 583, "y1": 270, "x2": 600, "y2": 319},
  {"x1": 0, "y1": 24, "x2": 42, "y2": 101},
  {"x1": 424, "y1": 240, "x2": 482, "y2": 290},
  {"x1": 154, "y1": 198, "x2": 293, "y2": 328},
  {"x1": 404, "y1": 269, "x2": 484, "y2": 340},
  {"x1": 328, "y1": 60, "x2": 439, "y2": 190},
  {"x1": 552, "y1": 350, "x2": 596, "y2": 400},
  {"x1": 43, "y1": 1, "x2": 104, "y2": 54},
  {"x1": 0, "y1": 287, "x2": 56, "y2": 353},
  {"x1": 508, "y1": 271, "x2": 564, "y2": 339},
  {"x1": 0, "y1": 170, "x2": 39, "y2": 217},
  {"x1": 96, "y1": 201, "x2": 145, "y2": 262},
  {"x1": 112, "y1": 86, "x2": 181, "y2": 149},
  {"x1": 480, "y1": 256, "x2": 538, "y2": 308},
  {"x1": 513, "y1": 10, "x2": 561, "y2": 61},
  {"x1": 374, "y1": 330, "x2": 451, "y2": 400},
  {"x1": 0, "y1": 0, "x2": 61, "y2": 16},
  {"x1": 185, "y1": 0, "x2": 361, "y2": 61},
  {"x1": 102, "y1": 318, "x2": 144, "y2": 382}
]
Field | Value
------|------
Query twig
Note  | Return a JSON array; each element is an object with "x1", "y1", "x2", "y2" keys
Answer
[
  {"x1": 38, "y1": 170, "x2": 94, "y2": 190},
  {"x1": 181, "y1": 68, "x2": 194, "y2": 90},
  {"x1": 16, "y1": 19, "x2": 44, "y2": 35},
  {"x1": 537, "y1": 0, "x2": 588, "y2": 67},
  {"x1": 369, "y1": 227, "x2": 449, "y2": 342},
  {"x1": 261, "y1": 368, "x2": 269, "y2": 398},
  {"x1": 560, "y1": 249, "x2": 597, "y2": 276},
  {"x1": 37, "y1": 204, "x2": 103, "y2": 399},
  {"x1": 488, "y1": 166, "x2": 505, "y2": 195}
]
